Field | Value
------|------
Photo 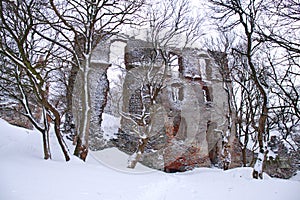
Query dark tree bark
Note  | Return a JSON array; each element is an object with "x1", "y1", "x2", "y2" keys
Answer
[{"x1": 0, "y1": 0, "x2": 70, "y2": 161}]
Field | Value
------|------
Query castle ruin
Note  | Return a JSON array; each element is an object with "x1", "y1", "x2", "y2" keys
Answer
[{"x1": 72, "y1": 35, "x2": 240, "y2": 172}]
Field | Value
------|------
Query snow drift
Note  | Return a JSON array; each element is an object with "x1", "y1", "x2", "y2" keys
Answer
[{"x1": 0, "y1": 118, "x2": 299, "y2": 200}]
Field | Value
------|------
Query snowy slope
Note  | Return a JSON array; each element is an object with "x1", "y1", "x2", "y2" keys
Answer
[
  {"x1": 90, "y1": 147, "x2": 156, "y2": 173},
  {"x1": 0, "y1": 118, "x2": 299, "y2": 200}
]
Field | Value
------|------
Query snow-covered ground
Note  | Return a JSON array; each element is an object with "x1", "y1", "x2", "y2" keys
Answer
[{"x1": 0, "y1": 118, "x2": 299, "y2": 200}]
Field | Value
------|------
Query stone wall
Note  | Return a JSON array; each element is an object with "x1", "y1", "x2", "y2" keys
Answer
[
  {"x1": 72, "y1": 37, "x2": 111, "y2": 151},
  {"x1": 0, "y1": 103, "x2": 34, "y2": 129},
  {"x1": 119, "y1": 40, "x2": 232, "y2": 171},
  {"x1": 71, "y1": 35, "x2": 237, "y2": 171}
]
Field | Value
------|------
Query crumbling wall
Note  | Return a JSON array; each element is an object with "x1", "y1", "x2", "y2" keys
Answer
[
  {"x1": 72, "y1": 38, "x2": 111, "y2": 151},
  {"x1": 72, "y1": 36, "x2": 235, "y2": 171},
  {"x1": 120, "y1": 40, "x2": 231, "y2": 171}
]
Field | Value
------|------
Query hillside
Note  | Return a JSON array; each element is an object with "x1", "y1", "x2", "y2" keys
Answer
[{"x1": 0, "y1": 118, "x2": 299, "y2": 200}]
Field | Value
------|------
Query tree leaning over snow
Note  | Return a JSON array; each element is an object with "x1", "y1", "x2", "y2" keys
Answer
[
  {"x1": 0, "y1": 0, "x2": 70, "y2": 161},
  {"x1": 47, "y1": 0, "x2": 144, "y2": 161}
]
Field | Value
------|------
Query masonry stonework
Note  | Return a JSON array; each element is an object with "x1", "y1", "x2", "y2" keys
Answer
[{"x1": 73, "y1": 36, "x2": 240, "y2": 171}]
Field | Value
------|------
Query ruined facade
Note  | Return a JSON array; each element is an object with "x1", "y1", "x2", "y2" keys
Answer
[
  {"x1": 120, "y1": 39, "x2": 232, "y2": 171},
  {"x1": 71, "y1": 35, "x2": 240, "y2": 171}
]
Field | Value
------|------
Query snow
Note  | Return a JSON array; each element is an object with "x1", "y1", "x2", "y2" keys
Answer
[
  {"x1": 101, "y1": 113, "x2": 120, "y2": 140},
  {"x1": 90, "y1": 147, "x2": 154, "y2": 173},
  {"x1": 0, "y1": 118, "x2": 299, "y2": 200}
]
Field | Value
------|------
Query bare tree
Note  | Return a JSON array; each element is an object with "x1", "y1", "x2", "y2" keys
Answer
[
  {"x1": 232, "y1": 47, "x2": 263, "y2": 166},
  {"x1": 119, "y1": 0, "x2": 203, "y2": 169},
  {"x1": 0, "y1": 0, "x2": 70, "y2": 161},
  {"x1": 205, "y1": 30, "x2": 241, "y2": 170},
  {"x1": 258, "y1": 0, "x2": 300, "y2": 124},
  {"x1": 208, "y1": 0, "x2": 300, "y2": 178},
  {"x1": 42, "y1": 0, "x2": 144, "y2": 161},
  {"x1": 258, "y1": 0, "x2": 300, "y2": 176},
  {"x1": 259, "y1": 0, "x2": 300, "y2": 54},
  {"x1": 0, "y1": 58, "x2": 52, "y2": 160},
  {"x1": 208, "y1": 0, "x2": 271, "y2": 178},
  {"x1": 120, "y1": 69, "x2": 165, "y2": 168},
  {"x1": 261, "y1": 1, "x2": 300, "y2": 118}
]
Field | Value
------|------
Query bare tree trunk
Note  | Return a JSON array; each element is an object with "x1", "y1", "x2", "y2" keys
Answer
[
  {"x1": 41, "y1": 129, "x2": 51, "y2": 160},
  {"x1": 252, "y1": 149, "x2": 268, "y2": 179},
  {"x1": 73, "y1": 136, "x2": 87, "y2": 161},
  {"x1": 242, "y1": 148, "x2": 247, "y2": 167},
  {"x1": 42, "y1": 92, "x2": 70, "y2": 161},
  {"x1": 128, "y1": 138, "x2": 149, "y2": 169},
  {"x1": 248, "y1": 53, "x2": 269, "y2": 178},
  {"x1": 73, "y1": 62, "x2": 91, "y2": 161},
  {"x1": 53, "y1": 114, "x2": 70, "y2": 161}
]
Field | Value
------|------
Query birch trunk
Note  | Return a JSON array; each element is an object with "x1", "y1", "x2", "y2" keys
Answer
[{"x1": 74, "y1": 54, "x2": 91, "y2": 161}]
